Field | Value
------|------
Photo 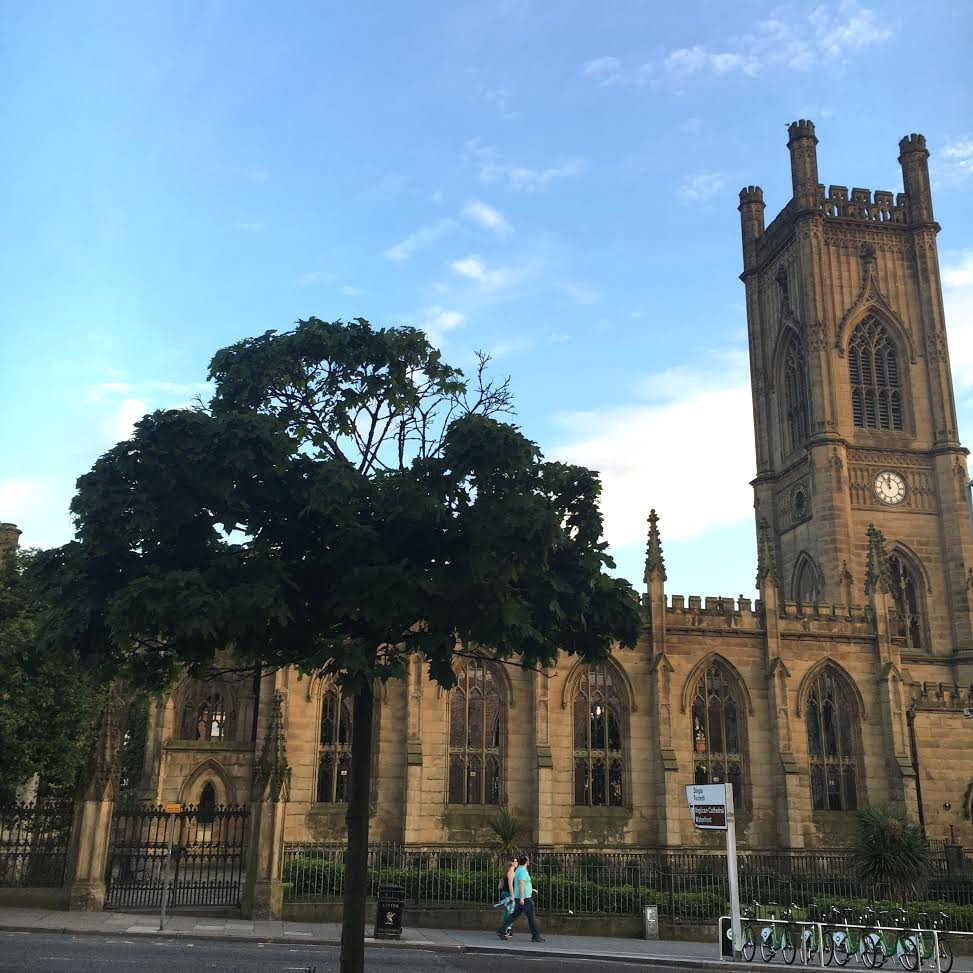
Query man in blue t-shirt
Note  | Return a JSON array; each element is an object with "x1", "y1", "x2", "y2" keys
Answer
[{"x1": 497, "y1": 853, "x2": 545, "y2": 942}]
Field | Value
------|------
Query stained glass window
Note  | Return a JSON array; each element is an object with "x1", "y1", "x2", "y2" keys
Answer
[
  {"x1": 317, "y1": 687, "x2": 353, "y2": 803},
  {"x1": 849, "y1": 317, "x2": 903, "y2": 430}
]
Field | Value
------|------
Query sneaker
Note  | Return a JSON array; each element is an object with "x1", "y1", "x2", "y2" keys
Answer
[
  {"x1": 532, "y1": 936, "x2": 546, "y2": 942},
  {"x1": 497, "y1": 930, "x2": 510, "y2": 940}
]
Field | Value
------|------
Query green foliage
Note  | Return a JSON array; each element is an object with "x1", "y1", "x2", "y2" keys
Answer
[
  {"x1": 852, "y1": 804, "x2": 931, "y2": 902},
  {"x1": 36, "y1": 317, "x2": 642, "y2": 696},
  {"x1": 0, "y1": 548, "x2": 105, "y2": 802},
  {"x1": 489, "y1": 806, "x2": 527, "y2": 859}
]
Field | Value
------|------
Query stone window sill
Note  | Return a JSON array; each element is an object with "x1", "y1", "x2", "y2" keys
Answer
[
  {"x1": 571, "y1": 805, "x2": 630, "y2": 818},
  {"x1": 163, "y1": 739, "x2": 251, "y2": 752}
]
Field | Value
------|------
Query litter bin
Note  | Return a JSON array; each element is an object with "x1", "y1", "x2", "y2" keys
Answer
[
  {"x1": 373, "y1": 883, "x2": 405, "y2": 940},
  {"x1": 643, "y1": 905, "x2": 659, "y2": 940}
]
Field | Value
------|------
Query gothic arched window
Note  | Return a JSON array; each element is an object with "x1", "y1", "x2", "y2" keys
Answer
[
  {"x1": 806, "y1": 667, "x2": 861, "y2": 811},
  {"x1": 793, "y1": 555, "x2": 822, "y2": 605},
  {"x1": 573, "y1": 665, "x2": 624, "y2": 807},
  {"x1": 889, "y1": 553, "x2": 924, "y2": 650},
  {"x1": 317, "y1": 686, "x2": 353, "y2": 803},
  {"x1": 180, "y1": 689, "x2": 232, "y2": 741},
  {"x1": 849, "y1": 317, "x2": 903, "y2": 430},
  {"x1": 782, "y1": 335, "x2": 811, "y2": 452},
  {"x1": 198, "y1": 781, "x2": 217, "y2": 825},
  {"x1": 691, "y1": 664, "x2": 747, "y2": 808},
  {"x1": 448, "y1": 659, "x2": 503, "y2": 805}
]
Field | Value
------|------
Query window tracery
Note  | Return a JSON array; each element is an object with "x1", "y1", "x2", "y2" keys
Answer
[
  {"x1": 806, "y1": 667, "x2": 860, "y2": 811},
  {"x1": 179, "y1": 688, "x2": 232, "y2": 741},
  {"x1": 447, "y1": 659, "x2": 503, "y2": 805},
  {"x1": 888, "y1": 553, "x2": 924, "y2": 650},
  {"x1": 691, "y1": 663, "x2": 747, "y2": 808},
  {"x1": 317, "y1": 686, "x2": 353, "y2": 803},
  {"x1": 849, "y1": 316, "x2": 903, "y2": 430},
  {"x1": 573, "y1": 665, "x2": 624, "y2": 807}
]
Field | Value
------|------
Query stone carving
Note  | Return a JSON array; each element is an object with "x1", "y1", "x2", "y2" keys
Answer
[
  {"x1": 865, "y1": 524, "x2": 892, "y2": 595},
  {"x1": 807, "y1": 319, "x2": 828, "y2": 351},
  {"x1": 253, "y1": 691, "x2": 290, "y2": 803}
]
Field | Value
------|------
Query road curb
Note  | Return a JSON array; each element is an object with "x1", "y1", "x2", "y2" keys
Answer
[
  {"x1": 464, "y1": 942, "x2": 738, "y2": 969},
  {"x1": 0, "y1": 924, "x2": 465, "y2": 953}
]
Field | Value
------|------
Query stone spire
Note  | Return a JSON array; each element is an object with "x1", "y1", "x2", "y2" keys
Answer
[
  {"x1": 644, "y1": 509, "x2": 666, "y2": 583},
  {"x1": 756, "y1": 519, "x2": 778, "y2": 587},
  {"x1": 865, "y1": 523, "x2": 892, "y2": 595}
]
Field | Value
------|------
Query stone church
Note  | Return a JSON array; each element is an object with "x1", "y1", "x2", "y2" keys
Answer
[{"x1": 23, "y1": 120, "x2": 973, "y2": 860}]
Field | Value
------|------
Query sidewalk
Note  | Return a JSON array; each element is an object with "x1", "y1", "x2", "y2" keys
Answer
[{"x1": 0, "y1": 906, "x2": 969, "y2": 970}]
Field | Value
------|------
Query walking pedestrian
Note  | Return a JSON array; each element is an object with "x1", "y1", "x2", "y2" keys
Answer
[
  {"x1": 493, "y1": 855, "x2": 517, "y2": 922},
  {"x1": 497, "y1": 853, "x2": 545, "y2": 942}
]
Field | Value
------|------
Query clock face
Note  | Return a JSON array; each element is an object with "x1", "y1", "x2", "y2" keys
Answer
[{"x1": 874, "y1": 470, "x2": 906, "y2": 505}]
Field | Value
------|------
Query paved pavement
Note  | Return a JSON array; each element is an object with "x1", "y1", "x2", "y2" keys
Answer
[{"x1": 0, "y1": 907, "x2": 969, "y2": 970}]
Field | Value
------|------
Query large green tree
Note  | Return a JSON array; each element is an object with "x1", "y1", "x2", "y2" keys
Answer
[
  {"x1": 37, "y1": 318, "x2": 641, "y2": 973},
  {"x1": 0, "y1": 548, "x2": 104, "y2": 804}
]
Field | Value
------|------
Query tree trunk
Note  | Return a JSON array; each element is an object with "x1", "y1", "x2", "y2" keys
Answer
[{"x1": 339, "y1": 681, "x2": 374, "y2": 973}]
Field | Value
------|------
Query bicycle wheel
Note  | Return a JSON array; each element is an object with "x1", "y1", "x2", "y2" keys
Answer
[
  {"x1": 938, "y1": 939, "x2": 953, "y2": 973},
  {"x1": 760, "y1": 937, "x2": 775, "y2": 963},
  {"x1": 831, "y1": 935, "x2": 850, "y2": 967},
  {"x1": 781, "y1": 927, "x2": 797, "y2": 965},
  {"x1": 897, "y1": 935, "x2": 918, "y2": 971},
  {"x1": 742, "y1": 924, "x2": 756, "y2": 962},
  {"x1": 823, "y1": 933, "x2": 834, "y2": 966}
]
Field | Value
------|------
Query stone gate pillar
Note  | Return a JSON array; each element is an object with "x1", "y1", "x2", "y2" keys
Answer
[
  {"x1": 244, "y1": 687, "x2": 290, "y2": 920},
  {"x1": 65, "y1": 692, "x2": 125, "y2": 911}
]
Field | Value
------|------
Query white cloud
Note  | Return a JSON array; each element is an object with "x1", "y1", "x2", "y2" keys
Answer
[
  {"x1": 342, "y1": 285, "x2": 364, "y2": 296},
  {"x1": 678, "y1": 171, "x2": 725, "y2": 203},
  {"x1": 936, "y1": 137, "x2": 973, "y2": 184},
  {"x1": 449, "y1": 254, "x2": 511, "y2": 290},
  {"x1": 421, "y1": 305, "x2": 466, "y2": 346},
  {"x1": 549, "y1": 333, "x2": 571, "y2": 343},
  {"x1": 236, "y1": 220, "x2": 265, "y2": 232},
  {"x1": 384, "y1": 219, "x2": 455, "y2": 261},
  {"x1": 662, "y1": 3, "x2": 891, "y2": 80},
  {"x1": 301, "y1": 270, "x2": 337, "y2": 285},
  {"x1": 463, "y1": 139, "x2": 584, "y2": 192},
  {"x1": 462, "y1": 199, "x2": 512, "y2": 234},
  {"x1": 584, "y1": 56, "x2": 623, "y2": 85},
  {"x1": 551, "y1": 352, "x2": 754, "y2": 548}
]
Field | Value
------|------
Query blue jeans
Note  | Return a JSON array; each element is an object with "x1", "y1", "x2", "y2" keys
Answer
[{"x1": 498, "y1": 896, "x2": 541, "y2": 938}]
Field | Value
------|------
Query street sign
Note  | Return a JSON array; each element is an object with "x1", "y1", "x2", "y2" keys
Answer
[
  {"x1": 163, "y1": 803, "x2": 182, "y2": 814},
  {"x1": 685, "y1": 784, "x2": 727, "y2": 830},
  {"x1": 692, "y1": 803, "x2": 727, "y2": 829},
  {"x1": 686, "y1": 783, "x2": 742, "y2": 960}
]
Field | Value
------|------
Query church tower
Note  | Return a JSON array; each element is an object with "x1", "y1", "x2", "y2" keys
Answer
[{"x1": 740, "y1": 121, "x2": 973, "y2": 671}]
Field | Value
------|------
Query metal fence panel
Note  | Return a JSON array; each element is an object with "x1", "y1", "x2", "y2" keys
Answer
[{"x1": 0, "y1": 802, "x2": 74, "y2": 888}]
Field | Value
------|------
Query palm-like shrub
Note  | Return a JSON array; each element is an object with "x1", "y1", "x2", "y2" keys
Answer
[
  {"x1": 852, "y1": 803, "x2": 930, "y2": 903},
  {"x1": 489, "y1": 805, "x2": 527, "y2": 859}
]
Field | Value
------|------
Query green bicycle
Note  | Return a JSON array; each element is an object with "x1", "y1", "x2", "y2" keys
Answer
[
  {"x1": 759, "y1": 902, "x2": 797, "y2": 964},
  {"x1": 828, "y1": 906, "x2": 881, "y2": 968},
  {"x1": 899, "y1": 911, "x2": 953, "y2": 972},
  {"x1": 796, "y1": 903, "x2": 835, "y2": 966}
]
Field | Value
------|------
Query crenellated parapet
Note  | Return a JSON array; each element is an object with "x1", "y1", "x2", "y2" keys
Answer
[{"x1": 817, "y1": 184, "x2": 906, "y2": 224}]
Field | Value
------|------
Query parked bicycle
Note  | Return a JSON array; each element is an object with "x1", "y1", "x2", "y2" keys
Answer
[
  {"x1": 758, "y1": 901, "x2": 797, "y2": 965},
  {"x1": 899, "y1": 911, "x2": 953, "y2": 972}
]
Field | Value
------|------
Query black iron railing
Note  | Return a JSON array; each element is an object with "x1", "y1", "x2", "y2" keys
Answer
[
  {"x1": 0, "y1": 802, "x2": 74, "y2": 888},
  {"x1": 282, "y1": 843, "x2": 973, "y2": 927}
]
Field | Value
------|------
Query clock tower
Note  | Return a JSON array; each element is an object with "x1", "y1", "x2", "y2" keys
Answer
[{"x1": 740, "y1": 121, "x2": 973, "y2": 668}]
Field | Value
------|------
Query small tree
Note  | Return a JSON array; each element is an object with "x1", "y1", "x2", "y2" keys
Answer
[
  {"x1": 852, "y1": 803, "x2": 930, "y2": 904},
  {"x1": 35, "y1": 318, "x2": 642, "y2": 973}
]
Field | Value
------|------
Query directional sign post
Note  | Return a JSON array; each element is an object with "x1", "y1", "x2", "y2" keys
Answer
[
  {"x1": 687, "y1": 783, "x2": 741, "y2": 961},
  {"x1": 159, "y1": 804, "x2": 182, "y2": 931}
]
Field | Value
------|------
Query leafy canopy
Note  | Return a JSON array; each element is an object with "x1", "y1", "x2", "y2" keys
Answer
[
  {"x1": 36, "y1": 318, "x2": 641, "y2": 695},
  {"x1": 0, "y1": 549, "x2": 104, "y2": 802}
]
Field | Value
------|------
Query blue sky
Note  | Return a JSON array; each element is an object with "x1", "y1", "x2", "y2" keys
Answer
[{"x1": 2, "y1": 1, "x2": 972, "y2": 599}]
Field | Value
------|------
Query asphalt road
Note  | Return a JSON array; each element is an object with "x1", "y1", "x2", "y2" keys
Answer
[{"x1": 0, "y1": 931, "x2": 700, "y2": 973}]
